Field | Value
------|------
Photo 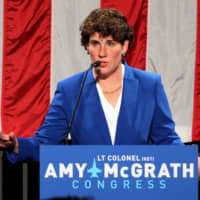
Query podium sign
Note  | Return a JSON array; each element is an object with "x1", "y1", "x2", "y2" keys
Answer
[{"x1": 40, "y1": 146, "x2": 198, "y2": 200}]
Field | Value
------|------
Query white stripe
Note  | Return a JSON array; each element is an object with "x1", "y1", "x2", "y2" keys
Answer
[
  {"x1": 51, "y1": 0, "x2": 100, "y2": 99},
  {"x1": 0, "y1": 0, "x2": 4, "y2": 131},
  {"x1": 147, "y1": 0, "x2": 197, "y2": 142}
]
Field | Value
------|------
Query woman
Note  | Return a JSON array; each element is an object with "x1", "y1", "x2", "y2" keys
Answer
[{"x1": 0, "y1": 8, "x2": 183, "y2": 163}]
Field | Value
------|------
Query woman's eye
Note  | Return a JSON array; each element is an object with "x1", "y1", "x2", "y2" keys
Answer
[
  {"x1": 90, "y1": 41, "x2": 99, "y2": 46},
  {"x1": 107, "y1": 40, "x2": 115, "y2": 46}
]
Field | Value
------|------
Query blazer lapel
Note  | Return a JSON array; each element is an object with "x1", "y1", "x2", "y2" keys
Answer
[
  {"x1": 115, "y1": 64, "x2": 139, "y2": 144},
  {"x1": 81, "y1": 69, "x2": 112, "y2": 144}
]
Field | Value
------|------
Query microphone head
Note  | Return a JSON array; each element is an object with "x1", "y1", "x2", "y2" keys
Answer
[{"x1": 92, "y1": 61, "x2": 101, "y2": 68}]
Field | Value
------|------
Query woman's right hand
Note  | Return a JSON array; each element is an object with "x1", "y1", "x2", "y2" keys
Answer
[{"x1": 0, "y1": 131, "x2": 18, "y2": 153}]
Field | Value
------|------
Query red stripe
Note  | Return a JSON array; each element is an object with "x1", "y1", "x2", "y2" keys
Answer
[
  {"x1": 192, "y1": 0, "x2": 200, "y2": 141},
  {"x1": 101, "y1": 0, "x2": 148, "y2": 70},
  {"x1": 1, "y1": 0, "x2": 51, "y2": 137}
]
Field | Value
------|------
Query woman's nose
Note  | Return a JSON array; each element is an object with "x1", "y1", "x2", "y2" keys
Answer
[{"x1": 99, "y1": 45, "x2": 107, "y2": 57}]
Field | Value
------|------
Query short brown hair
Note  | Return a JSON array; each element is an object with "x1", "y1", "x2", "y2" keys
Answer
[{"x1": 80, "y1": 8, "x2": 133, "y2": 49}]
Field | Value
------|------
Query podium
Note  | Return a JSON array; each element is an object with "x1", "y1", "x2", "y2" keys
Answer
[{"x1": 40, "y1": 145, "x2": 198, "y2": 200}]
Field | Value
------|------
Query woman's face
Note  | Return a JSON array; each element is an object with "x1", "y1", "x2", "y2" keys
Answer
[{"x1": 86, "y1": 32, "x2": 129, "y2": 79}]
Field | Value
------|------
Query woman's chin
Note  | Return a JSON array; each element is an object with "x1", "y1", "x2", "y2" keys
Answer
[{"x1": 94, "y1": 69, "x2": 110, "y2": 80}]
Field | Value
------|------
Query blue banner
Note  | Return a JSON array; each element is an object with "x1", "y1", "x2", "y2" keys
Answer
[{"x1": 40, "y1": 146, "x2": 198, "y2": 200}]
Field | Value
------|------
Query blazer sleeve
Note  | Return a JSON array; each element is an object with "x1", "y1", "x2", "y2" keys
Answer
[
  {"x1": 150, "y1": 76, "x2": 183, "y2": 145},
  {"x1": 6, "y1": 82, "x2": 69, "y2": 163}
]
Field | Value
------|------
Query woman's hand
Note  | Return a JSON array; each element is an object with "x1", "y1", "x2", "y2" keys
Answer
[{"x1": 0, "y1": 131, "x2": 18, "y2": 153}]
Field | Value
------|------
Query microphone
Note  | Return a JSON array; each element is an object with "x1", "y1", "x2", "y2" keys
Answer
[
  {"x1": 65, "y1": 61, "x2": 100, "y2": 144},
  {"x1": 92, "y1": 60, "x2": 101, "y2": 68}
]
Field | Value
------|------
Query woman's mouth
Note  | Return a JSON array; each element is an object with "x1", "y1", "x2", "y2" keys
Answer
[{"x1": 100, "y1": 62, "x2": 108, "y2": 67}]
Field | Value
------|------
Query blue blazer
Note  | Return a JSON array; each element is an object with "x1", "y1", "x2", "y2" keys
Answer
[{"x1": 7, "y1": 61, "x2": 182, "y2": 162}]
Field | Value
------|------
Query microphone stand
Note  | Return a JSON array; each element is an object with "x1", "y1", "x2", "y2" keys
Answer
[{"x1": 65, "y1": 61, "x2": 101, "y2": 145}]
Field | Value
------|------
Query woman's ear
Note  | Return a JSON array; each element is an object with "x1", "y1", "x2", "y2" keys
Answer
[
  {"x1": 123, "y1": 40, "x2": 129, "y2": 53},
  {"x1": 85, "y1": 44, "x2": 90, "y2": 54}
]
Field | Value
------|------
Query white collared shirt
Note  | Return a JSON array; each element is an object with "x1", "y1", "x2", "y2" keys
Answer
[{"x1": 96, "y1": 64, "x2": 124, "y2": 145}]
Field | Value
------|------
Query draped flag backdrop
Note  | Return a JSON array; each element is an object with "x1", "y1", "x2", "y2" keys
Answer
[{"x1": 0, "y1": 0, "x2": 199, "y2": 142}]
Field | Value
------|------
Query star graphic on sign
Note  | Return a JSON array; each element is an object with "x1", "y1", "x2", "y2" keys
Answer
[{"x1": 87, "y1": 158, "x2": 102, "y2": 178}]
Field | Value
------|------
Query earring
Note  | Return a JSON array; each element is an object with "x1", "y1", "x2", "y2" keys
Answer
[{"x1": 122, "y1": 52, "x2": 127, "y2": 57}]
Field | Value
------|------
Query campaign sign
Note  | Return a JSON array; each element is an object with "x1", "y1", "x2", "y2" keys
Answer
[{"x1": 40, "y1": 146, "x2": 198, "y2": 200}]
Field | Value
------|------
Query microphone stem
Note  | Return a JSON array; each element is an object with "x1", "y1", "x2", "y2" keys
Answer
[{"x1": 65, "y1": 65, "x2": 92, "y2": 144}]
